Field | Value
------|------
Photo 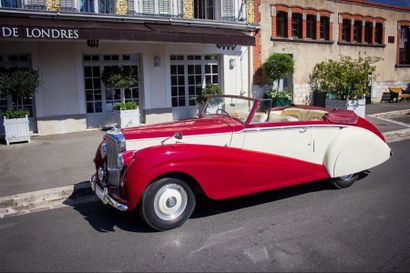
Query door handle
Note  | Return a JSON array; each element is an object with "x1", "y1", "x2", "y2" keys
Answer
[{"x1": 298, "y1": 128, "x2": 307, "y2": 133}]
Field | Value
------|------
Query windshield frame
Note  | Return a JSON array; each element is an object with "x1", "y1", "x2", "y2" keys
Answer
[{"x1": 200, "y1": 95, "x2": 265, "y2": 125}]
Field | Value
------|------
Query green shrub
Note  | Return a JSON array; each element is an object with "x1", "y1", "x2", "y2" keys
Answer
[
  {"x1": 113, "y1": 101, "x2": 138, "y2": 110},
  {"x1": 197, "y1": 84, "x2": 222, "y2": 104},
  {"x1": 310, "y1": 55, "x2": 381, "y2": 100},
  {"x1": 2, "y1": 109, "x2": 30, "y2": 119},
  {"x1": 266, "y1": 89, "x2": 292, "y2": 100}
]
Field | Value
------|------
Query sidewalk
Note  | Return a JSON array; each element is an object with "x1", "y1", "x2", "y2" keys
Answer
[
  {"x1": 0, "y1": 102, "x2": 409, "y2": 217},
  {"x1": 0, "y1": 130, "x2": 105, "y2": 197}
]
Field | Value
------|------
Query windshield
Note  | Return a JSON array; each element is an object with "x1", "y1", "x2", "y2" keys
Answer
[{"x1": 202, "y1": 96, "x2": 256, "y2": 123}]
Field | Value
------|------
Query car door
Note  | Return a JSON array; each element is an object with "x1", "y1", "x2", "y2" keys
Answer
[{"x1": 240, "y1": 125, "x2": 326, "y2": 195}]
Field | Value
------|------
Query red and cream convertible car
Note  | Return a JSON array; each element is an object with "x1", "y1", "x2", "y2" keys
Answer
[{"x1": 90, "y1": 95, "x2": 391, "y2": 231}]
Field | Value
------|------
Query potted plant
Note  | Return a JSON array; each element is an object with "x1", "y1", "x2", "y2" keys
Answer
[
  {"x1": 197, "y1": 84, "x2": 222, "y2": 115},
  {"x1": 310, "y1": 55, "x2": 380, "y2": 117},
  {"x1": 261, "y1": 53, "x2": 295, "y2": 106},
  {"x1": 266, "y1": 89, "x2": 292, "y2": 106},
  {"x1": 0, "y1": 68, "x2": 40, "y2": 145},
  {"x1": 113, "y1": 101, "x2": 139, "y2": 128},
  {"x1": 102, "y1": 66, "x2": 139, "y2": 128}
]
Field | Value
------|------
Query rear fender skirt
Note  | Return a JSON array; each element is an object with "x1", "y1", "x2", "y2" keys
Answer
[{"x1": 323, "y1": 127, "x2": 391, "y2": 178}]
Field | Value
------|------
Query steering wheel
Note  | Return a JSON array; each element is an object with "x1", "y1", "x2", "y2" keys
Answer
[{"x1": 216, "y1": 108, "x2": 229, "y2": 116}]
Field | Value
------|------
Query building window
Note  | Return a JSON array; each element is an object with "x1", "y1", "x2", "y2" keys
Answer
[
  {"x1": 276, "y1": 11, "x2": 288, "y2": 38},
  {"x1": 306, "y1": 15, "x2": 316, "y2": 39},
  {"x1": 1, "y1": 0, "x2": 19, "y2": 8},
  {"x1": 170, "y1": 54, "x2": 219, "y2": 108},
  {"x1": 79, "y1": 0, "x2": 94, "y2": 13},
  {"x1": 353, "y1": 20, "x2": 362, "y2": 43},
  {"x1": 83, "y1": 54, "x2": 140, "y2": 113},
  {"x1": 194, "y1": 0, "x2": 214, "y2": 20},
  {"x1": 98, "y1": 0, "x2": 114, "y2": 13},
  {"x1": 292, "y1": 13, "x2": 302, "y2": 38},
  {"x1": 399, "y1": 25, "x2": 410, "y2": 64},
  {"x1": 364, "y1": 21, "x2": 373, "y2": 44},
  {"x1": 342, "y1": 19, "x2": 352, "y2": 42},
  {"x1": 320, "y1": 16, "x2": 330, "y2": 40},
  {"x1": 375, "y1": 22, "x2": 383, "y2": 44}
]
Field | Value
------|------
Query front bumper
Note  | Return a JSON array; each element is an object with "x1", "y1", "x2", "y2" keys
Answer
[{"x1": 90, "y1": 174, "x2": 128, "y2": 211}]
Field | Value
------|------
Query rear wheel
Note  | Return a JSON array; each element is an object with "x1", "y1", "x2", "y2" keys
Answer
[
  {"x1": 139, "y1": 177, "x2": 196, "y2": 231},
  {"x1": 330, "y1": 173, "x2": 359, "y2": 189}
]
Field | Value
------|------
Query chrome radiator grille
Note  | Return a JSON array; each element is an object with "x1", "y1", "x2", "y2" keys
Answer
[{"x1": 106, "y1": 133, "x2": 122, "y2": 187}]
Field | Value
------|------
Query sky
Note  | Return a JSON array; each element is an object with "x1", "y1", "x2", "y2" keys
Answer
[{"x1": 368, "y1": 0, "x2": 410, "y2": 7}]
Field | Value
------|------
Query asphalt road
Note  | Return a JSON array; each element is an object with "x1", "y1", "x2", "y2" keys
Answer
[{"x1": 0, "y1": 140, "x2": 409, "y2": 272}]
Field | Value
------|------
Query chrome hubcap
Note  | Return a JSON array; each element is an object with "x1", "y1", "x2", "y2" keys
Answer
[
  {"x1": 153, "y1": 184, "x2": 188, "y2": 221},
  {"x1": 340, "y1": 174, "x2": 354, "y2": 181}
]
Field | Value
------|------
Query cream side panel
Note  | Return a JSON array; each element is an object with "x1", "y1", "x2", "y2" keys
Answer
[
  {"x1": 323, "y1": 127, "x2": 391, "y2": 177},
  {"x1": 242, "y1": 128, "x2": 313, "y2": 163},
  {"x1": 126, "y1": 133, "x2": 232, "y2": 151}
]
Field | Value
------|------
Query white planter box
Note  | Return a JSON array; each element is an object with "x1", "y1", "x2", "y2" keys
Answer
[
  {"x1": 3, "y1": 115, "x2": 31, "y2": 145},
  {"x1": 325, "y1": 98, "x2": 366, "y2": 118},
  {"x1": 115, "y1": 108, "x2": 140, "y2": 128}
]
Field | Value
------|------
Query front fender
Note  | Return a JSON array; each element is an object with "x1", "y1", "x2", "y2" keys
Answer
[
  {"x1": 323, "y1": 127, "x2": 391, "y2": 178},
  {"x1": 123, "y1": 144, "x2": 243, "y2": 211}
]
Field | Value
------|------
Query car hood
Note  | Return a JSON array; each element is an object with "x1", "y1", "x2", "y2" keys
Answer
[{"x1": 122, "y1": 115, "x2": 243, "y2": 140}]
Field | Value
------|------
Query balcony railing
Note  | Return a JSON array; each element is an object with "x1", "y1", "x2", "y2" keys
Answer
[{"x1": 0, "y1": 0, "x2": 249, "y2": 23}]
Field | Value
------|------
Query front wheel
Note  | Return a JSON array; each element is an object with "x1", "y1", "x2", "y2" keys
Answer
[
  {"x1": 139, "y1": 177, "x2": 196, "y2": 231},
  {"x1": 330, "y1": 173, "x2": 360, "y2": 189}
]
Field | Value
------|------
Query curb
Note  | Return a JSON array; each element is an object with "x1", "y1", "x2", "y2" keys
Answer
[
  {"x1": 0, "y1": 182, "x2": 97, "y2": 219},
  {"x1": 369, "y1": 109, "x2": 410, "y2": 143}
]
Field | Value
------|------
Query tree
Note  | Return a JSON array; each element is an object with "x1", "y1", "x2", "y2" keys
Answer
[
  {"x1": 101, "y1": 66, "x2": 138, "y2": 106},
  {"x1": 261, "y1": 53, "x2": 295, "y2": 90},
  {"x1": 0, "y1": 68, "x2": 41, "y2": 108}
]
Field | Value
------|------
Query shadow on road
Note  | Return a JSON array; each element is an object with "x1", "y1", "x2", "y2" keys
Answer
[{"x1": 65, "y1": 172, "x2": 369, "y2": 233}]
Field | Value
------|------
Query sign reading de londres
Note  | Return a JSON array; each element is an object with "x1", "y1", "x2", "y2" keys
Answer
[{"x1": 1, "y1": 26, "x2": 80, "y2": 39}]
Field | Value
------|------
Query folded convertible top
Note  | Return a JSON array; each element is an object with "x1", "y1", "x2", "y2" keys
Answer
[{"x1": 324, "y1": 109, "x2": 359, "y2": 124}]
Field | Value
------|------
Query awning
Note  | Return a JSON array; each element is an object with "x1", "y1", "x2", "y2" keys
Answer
[{"x1": 0, "y1": 13, "x2": 255, "y2": 46}]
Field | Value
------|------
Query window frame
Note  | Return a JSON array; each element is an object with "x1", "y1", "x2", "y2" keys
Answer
[
  {"x1": 306, "y1": 14, "x2": 316, "y2": 40},
  {"x1": 320, "y1": 16, "x2": 330, "y2": 40},
  {"x1": 82, "y1": 54, "x2": 140, "y2": 114},
  {"x1": 170, "y1": 54, "x2": 220, "y2": 108},
  {"x1": 276, "y1": 11, "x2": 288, "y2": 38},
  {"x1": 292, "y1": 12, "x2": 303, "y2": 39},
  {"x1": 342, "y1": 18, "x2": 352, "y2": 42},
  {"x1": 375, "y1": 22, "x2": 383, "y2": 44}
]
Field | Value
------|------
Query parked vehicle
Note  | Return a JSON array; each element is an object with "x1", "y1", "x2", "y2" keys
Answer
[{"x1": 90, "y1": 95, "x2": 391, "y2": 231}]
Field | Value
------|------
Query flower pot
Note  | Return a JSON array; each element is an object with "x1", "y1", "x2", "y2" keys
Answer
[
  {"x1": 115, "y1": 108, "x2": 140, "y2": 128},
  {"x1": 273, "y1": 98, "x2": 291, "y2": 106},
  {"x1": 325, "y1": 98, "x2": 366, "y2": 118},
  {"x1": 3, "y1": 115, "x2": 31, "y2": 145},
  {"x1": 313, "y1": 91, "x2": 326, "y2": 107}
]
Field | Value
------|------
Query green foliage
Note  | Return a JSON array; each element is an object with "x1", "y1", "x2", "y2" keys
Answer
[
  {"x1": 101, "y1": 66, "x2": 137, "y2": 89},
  {"x1": 0, "y1": 68, "x2": 41, "y2": 98},
  {"x1": 197, "y1": 84, "x2": 222, "y2": 104},
  {"x1": 2, "y1": 109, "x2": 30, "y2": 119},
  {"x1": 261, "y1": 53, "x2": 295, "y2": 87},
  {"x1": 266, "y1": 89, "x2": 292, "y2": 100},
  {"x1": 310, "y1": 55, "x2": 381, "y2": 100},
  {"x1": 113, "y1": 101, "x2": 138, "y2": 110}
]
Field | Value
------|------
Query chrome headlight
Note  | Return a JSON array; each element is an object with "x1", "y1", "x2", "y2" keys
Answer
[
  {"x1": 117, "y1": 154, "x2": 124, "y2": 170},
  {"x1": 100, "y1": 143, "x2": 107, "y2": 159}
]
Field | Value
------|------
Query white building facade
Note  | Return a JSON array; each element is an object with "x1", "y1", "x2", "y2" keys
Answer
[{"x1": 0, "y1": 0, "x2": 257, "y2": 135}]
